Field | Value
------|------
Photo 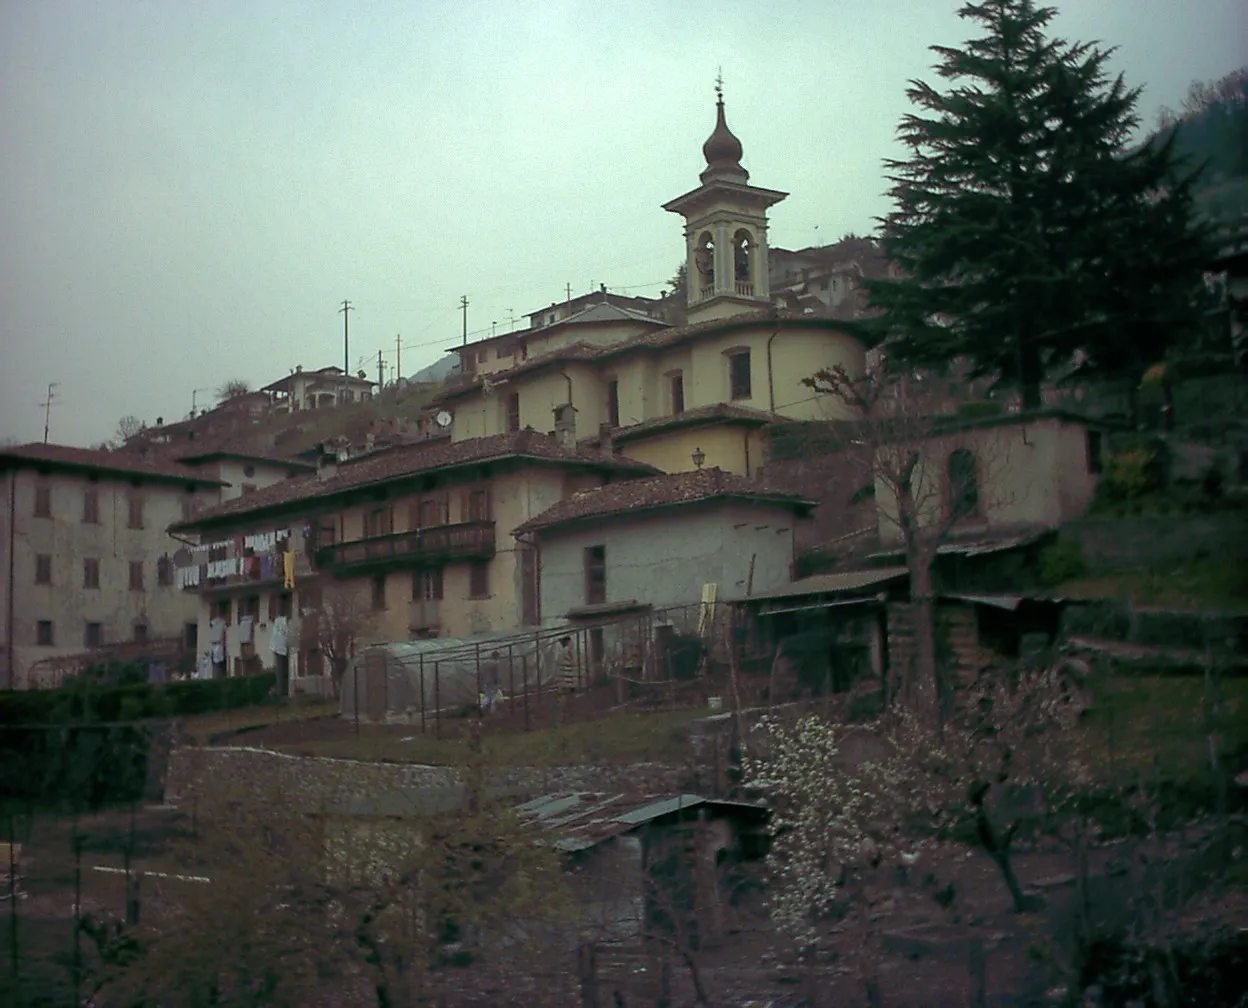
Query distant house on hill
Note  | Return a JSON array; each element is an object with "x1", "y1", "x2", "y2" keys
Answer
[{"x1": 262, "y1": 366, "x2": 377, "y2": 413}]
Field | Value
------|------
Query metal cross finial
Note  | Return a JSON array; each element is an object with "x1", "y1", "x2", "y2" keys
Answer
[{"x1": 715, "y1": 68, "x2": 723, "y2": 101}]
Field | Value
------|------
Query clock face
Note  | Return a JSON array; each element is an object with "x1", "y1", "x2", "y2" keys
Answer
[{"x1": 435, "y1": 411, "x2": 452, "y2": 428}]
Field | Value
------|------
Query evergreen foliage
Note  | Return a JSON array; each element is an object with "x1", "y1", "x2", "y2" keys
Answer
[{"x1": 866, "y1": 0, "x2": 1214, "y2": 407}]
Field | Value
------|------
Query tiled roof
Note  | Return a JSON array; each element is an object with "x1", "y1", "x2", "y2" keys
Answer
[
  {"x1": 435, "y1": 311, "x2": 859, "y2": 403},
  {"x1": 175, "y1": 450, "x2": 315, "y2": 471},
  {"x1": 0, "y1": 443, "x2": 224, "y2": 486},
  {"x1": 514, "y1": 466, "x2": 815, "y2": 535},
  {"x1": 582, "y1": 403, "x2": 781, "y2": 445},
  {"x1": 172, "y1": 429, "x2": 658, "y2": 530}
]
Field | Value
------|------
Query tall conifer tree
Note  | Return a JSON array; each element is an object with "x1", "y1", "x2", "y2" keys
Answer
[{"x1": 867, "y1": 0, "x2": 1211, "y2": 408}]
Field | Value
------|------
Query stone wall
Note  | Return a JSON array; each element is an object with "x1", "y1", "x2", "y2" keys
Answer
[
  {"x1": 754, "y1": 444, "x2": 875, "y2": 555},
  {"x1": 164, "y1": 744, "x2": 691, "y2": 813}
]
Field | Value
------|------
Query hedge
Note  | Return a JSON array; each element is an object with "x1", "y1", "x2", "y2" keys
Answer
[{"x1": 0, "y1": 672, "x2": 277, "y2": 727}]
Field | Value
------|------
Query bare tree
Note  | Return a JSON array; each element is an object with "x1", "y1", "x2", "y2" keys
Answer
[
  {"x1": 114, "y1": 415, "x2": 144, "y2": 444},
  {"x1": 803, "y1": 362, "x2": 1016, "y2": 722},
  {"x1": 215, "y1": 378, "x2": 251, "y2": 402},
  {"x1": 316, "y1": 583, "x2": 367, "y2": 697}
]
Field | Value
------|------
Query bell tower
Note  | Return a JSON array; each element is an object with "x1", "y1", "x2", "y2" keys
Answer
[{"x1": 663, "y1": 76, "x2": 788, "y2": 324}]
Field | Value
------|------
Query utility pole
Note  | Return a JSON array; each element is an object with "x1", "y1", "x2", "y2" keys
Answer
[
  {"x1": 40, "y1": 382, "x2": 59, "y2": 443},
  {"x1": 395, "y1": 334, "x2": 402, "y2": 382},
  {"x1": 565, "y1": 282, "x2": 571, "y2": 309},
  {"x1": 459, "y1": 295, "x2": 469, "y2": 345},
  {"x1": 506, "y1": 308, "x2": 516, "y2": 332},
  {"x1": 377, "y1": 349, "x2": 385, "y2": 389},
  {"x1": 339, "y1": 300, "x2": 353, "y2": 405}
]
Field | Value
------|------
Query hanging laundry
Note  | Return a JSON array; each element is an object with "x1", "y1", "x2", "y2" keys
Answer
[
  {"x1": 197, "y1": 652, "x2": 214, "y2": 680},
  {"x1": 209, "y1": 618, "x2": 226, "y2": 645},
  {"x1": 283, "y1": 550, "x2": 295, "y2": 589},
  {"x1": 270, "y1": 615, "x2": 288, "y2": 657},
  {"x1": 238, "y1": 616, "x2": 254, "y2": 644},
  {"x1": 211, "y1": 640, "x2": 225, "y2": 665}
]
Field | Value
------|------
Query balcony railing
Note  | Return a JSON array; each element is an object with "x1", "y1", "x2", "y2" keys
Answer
[
  {"x1": 734, "y1": 281, "x2": 754, "y2": 296},
  {"x1": 317, "y1": 520, "x2": 495, "y2": 573}
]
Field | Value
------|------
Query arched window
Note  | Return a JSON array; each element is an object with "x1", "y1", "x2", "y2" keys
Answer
[
  {"x1": 733, "y1": 229, "x2": 753, "y2": 285},
  {"x1": 694, "y1": 232, "x2": 715, "y2": 290},
  {"x1": 948, "y1": 448, "x2": 979, "y2": 520}
]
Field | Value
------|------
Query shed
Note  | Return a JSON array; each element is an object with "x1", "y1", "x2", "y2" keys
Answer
[{"x1": 515, "y1": 791, "x2": 770, "y2": 942}]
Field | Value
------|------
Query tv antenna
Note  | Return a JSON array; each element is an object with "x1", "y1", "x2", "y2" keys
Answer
[{"x1": 39, "y1": 382, "x2": 60, "y2": 443}]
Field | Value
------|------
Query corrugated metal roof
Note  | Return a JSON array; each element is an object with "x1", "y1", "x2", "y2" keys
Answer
[
  {"x1": 515, "y1": 791, "x2": 766, "y2": 853},
  {"x1": 746, "y1": 567, "x2": 909, "y2": 602},
  {"x1": 942, "y1": 592, "x2": 1025, "y2": 611}
]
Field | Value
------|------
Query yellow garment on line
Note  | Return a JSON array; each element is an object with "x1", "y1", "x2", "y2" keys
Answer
[{"x1": 283, "y1": 551, "x2": 295, "y2": 589}]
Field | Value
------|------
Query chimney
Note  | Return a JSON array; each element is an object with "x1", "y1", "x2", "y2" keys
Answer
[
  {"x1": 317, "y1": 445, "x2": 338, "y2": 481},
  {"x1": 598, "y1": 422, "x2": 614, "y2": 459},
  {"x1": 553, "y1": 404, "x2": 576, "y2": 450}
]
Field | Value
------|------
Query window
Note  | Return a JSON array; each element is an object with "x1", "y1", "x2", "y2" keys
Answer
[
  {"x1": 590, "y1": 627, "x2": 605, "y2": 665},
  {"x1": 127, "y1": 495, "x2": 145, "y2": 529},
  {"x1": 241, "y1": 483, "x2": 258, "y2": 496},
  {"x1": 729, "y1": 350, "x2": 752, "y2": 400},
  {"x1": 365, "y1": 506, "x2": 394, "y2": 537},
  {"x1": 83, "y1": 558, "x2": 100, "y2": 589},
  {"x1": 238, "y1": 595, "x2": 260, "y2": 621},
  {"x1": 35, "y1": 554, "x2": 52, "y2": 585},
  {"x1": 36, "y1": 620, "x2": 54, "y2": 646},
  {"x1": 468, "y1": 561, "x2": 490, "y2": 599},
  {"x1": 128, "y1": 561, "x2": 144, "y2": 590},
  {"x1": 948, "y1": 448, "x2": 980, "y2": 520},
  {"x1": 416, "y1": 496, "x2": 447, "y2": 528},
  {"x1": 83, "y1": 487, "x2": 100, "y2": 524},
  {"x1": 465, "y1": 487, "x2": 491, "y2": 522},
  {"x1": 371, "y1": 574, "x2": 387, "y2": 611},
  {"x1": 34, "y1": 484, "x2": 51, "y2": 518},
  {"x1": 184, "y1": 622, "x2": 199, "y2": 650},
  {"x1": 133, "y1": 623, "x2": 148, "y2": 644},
  {"x1": 243, "y1": 464, "x2": 256, "y2": 478},
  {"x1": 317, "y1": 517, "x2": 337, "y2": 547},
  {"x1": 412, "y1": 568, "x2": 444, "y2": 601},
  {"x1": 157, "y1": 555, "x2": 173, "y2": 587},
  {"x1": 1086, "y1": 430, "x2": 1103, "y2": 474},
  {"x1": 181, "y1": 497, "x2": 197, "y2": 522},
  {"x1": 670, "y1": 373, "x2": 684, "y2": 415},
  {"x1": 505, "y1": 392, "x2": 521, "y2": 433},
  {"x1": 584, "y1": 545, "x2": 606, "y2": 605},
  {"x1": 606, "y1": 379, "x2": 620, "y2": 428},
  {"x1": 85, "y1": 622, "x2": 103, "y2": 648},
  {"x1": 268, "y1": 593, "x2": 292, "y2": 621}
]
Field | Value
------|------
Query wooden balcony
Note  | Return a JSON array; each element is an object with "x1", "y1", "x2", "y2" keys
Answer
[{"x1": 316, "y1": 520, "x2": 495, "y2": 574}]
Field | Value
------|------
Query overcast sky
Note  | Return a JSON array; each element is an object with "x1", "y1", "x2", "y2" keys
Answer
[{"x1": 1, "y1": 1, "x2": 1242, "y2": 448}]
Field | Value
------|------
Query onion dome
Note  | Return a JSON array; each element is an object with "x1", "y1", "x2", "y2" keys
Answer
[{"x1": 700, "y1": 92, "x2": 748, "y2": 184}]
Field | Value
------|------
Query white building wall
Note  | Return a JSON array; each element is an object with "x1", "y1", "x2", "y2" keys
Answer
[{"x1": 535, "y1": 500, "x2": 798, "y2": 624}]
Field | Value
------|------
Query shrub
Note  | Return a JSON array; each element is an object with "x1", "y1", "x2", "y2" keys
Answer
[
  {"x1": 1036, "y1": 540, "x2": 1088, "y2": 586},
  {"x1": 954, "y1": 399, "x2": 1005, "y2": 420}
]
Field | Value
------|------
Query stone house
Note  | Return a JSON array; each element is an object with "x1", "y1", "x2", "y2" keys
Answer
[
  {"x1": 873, "y1": 410, "x2": 1106, "y2": 549},
  {"x1": 0, "y1": 443, "x2": 222, "y2": 688},
  {"x1": 169, "y1": 431, "x2": 655, "y2": 684},
  {"x1": 513, "y1": 467, "x2": 814, "y2": 631}
]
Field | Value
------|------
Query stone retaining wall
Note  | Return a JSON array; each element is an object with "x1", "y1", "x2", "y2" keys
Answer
[{"x1": 164, "y1": 745, "x2": 690, "y2": 812}]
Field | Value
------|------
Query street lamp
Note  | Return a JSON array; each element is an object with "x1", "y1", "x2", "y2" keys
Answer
[{"x1": 691, "y1": 446, "x2": 706, "y2": 470}]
